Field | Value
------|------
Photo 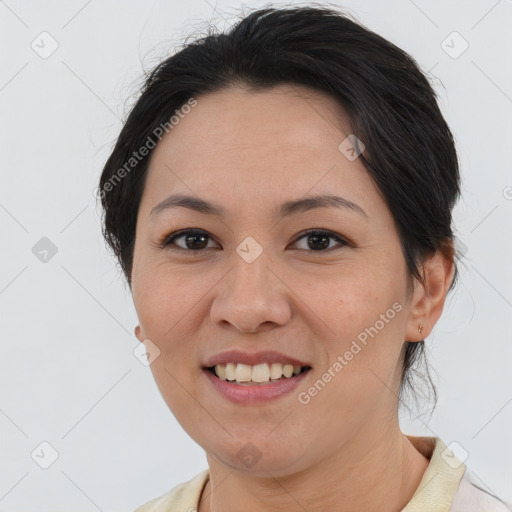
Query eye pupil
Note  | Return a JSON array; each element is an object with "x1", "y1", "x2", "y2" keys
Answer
[
  {"x1": 186, "y1": 233, "x2": 208, "y2": 250},
  {"x1": 307, "y1": 234, "x2": 330, "y2": 250}
]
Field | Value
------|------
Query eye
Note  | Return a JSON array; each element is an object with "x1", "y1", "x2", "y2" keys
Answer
[
  {"x1": 161, "y1": 229, "x2": 219, "y2": 252},
  {"x1": 293, "y1": 229, "x2": 349, "y2": 252},
  {"x1": 160, "y1": 228, "x2": 349, "y2": 253}
]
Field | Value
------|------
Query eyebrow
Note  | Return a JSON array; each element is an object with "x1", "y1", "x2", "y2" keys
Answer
[{"x1": 150, "y1": 193, "x2": 368, "y2": 219}]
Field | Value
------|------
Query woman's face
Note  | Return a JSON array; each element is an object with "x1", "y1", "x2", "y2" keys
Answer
[{"x1": 131, "y1": 84, "x2": 425, "y2": 476}]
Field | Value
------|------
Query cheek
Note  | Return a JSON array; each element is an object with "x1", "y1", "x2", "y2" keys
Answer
[
  {"x1": 134, "y1": 266, "x2": 204, "y2": 411},
  {"x1": 133, "y1": 259, "x2": 202, "y2": 336},
  {"x1": 305, "y1": 264, "x2": 407, "y2": 381},
  {"x1": 305, "y1": 261, "x2": 400, "y2": 327},
  {"x1": 147, "y1": 359, "x2": 209, "y2": 445}
]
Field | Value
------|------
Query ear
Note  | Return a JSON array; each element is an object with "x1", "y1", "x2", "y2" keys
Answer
[
  {"x1": 134, "y1": 324, "x2": 145, "y2": 343},
  {"x1": 405, "y1": 249, "x2": 455, "y2": 342}
]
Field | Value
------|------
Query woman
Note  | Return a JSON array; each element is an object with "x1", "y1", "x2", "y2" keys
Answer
[{"x1": 98, "y1": 5, "x2": 509, "y2": 511}]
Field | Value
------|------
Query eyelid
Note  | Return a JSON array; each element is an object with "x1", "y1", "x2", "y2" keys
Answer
[
  {"x1": 293, "y1": 229, "x2": 351, "y2": 253},
  {"x1": 159, "y1": 229, "x2": 219, "y2": 250},
  {"x1": 159, "y1": 228, "x2": 351, "y2": 252}
]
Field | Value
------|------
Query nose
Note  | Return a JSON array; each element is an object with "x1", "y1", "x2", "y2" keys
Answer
[{"x1": 210, "y1": 250, "x2": 292, "y2": 333}]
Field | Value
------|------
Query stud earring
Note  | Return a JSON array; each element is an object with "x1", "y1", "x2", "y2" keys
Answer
[{"x1": 418, "y1": 323, "x2": 423, "y2": 335}]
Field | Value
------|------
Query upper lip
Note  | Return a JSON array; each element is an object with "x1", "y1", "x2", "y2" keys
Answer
[{"x1": 203, "y1": 350, "x2": 311, "y2": 368}]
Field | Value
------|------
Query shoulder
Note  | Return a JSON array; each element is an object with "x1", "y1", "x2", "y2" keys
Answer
[
  {"x1": 450, "y1": 469, "x2": 511, "y2": 512},
  {"x1": 403, "y1": 436, "x2": 510, "y2": 512},
  {"x1": 133, "y1": 469, "x2": 210, "y2": 512}
]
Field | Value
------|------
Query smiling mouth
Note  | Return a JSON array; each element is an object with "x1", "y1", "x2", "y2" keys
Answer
[{"x1": 206, "y1": 363, "x2": 312, "y2": 385}]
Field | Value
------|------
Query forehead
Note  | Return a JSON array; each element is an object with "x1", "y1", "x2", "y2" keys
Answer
[
  {"x1": 154, "y1": 83, "x2": 352, "y2": 158},
  {"x1": 139, "y1": 83, "x2": 386, "y2": 223}
]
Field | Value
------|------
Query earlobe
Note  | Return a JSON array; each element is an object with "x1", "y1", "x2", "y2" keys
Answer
[
  {"x1": 405, "y1": 249, "x2": 455, "y2": 342},
  {"x1": 134, "y1": 324, "x2": 144, "y2": 342}
]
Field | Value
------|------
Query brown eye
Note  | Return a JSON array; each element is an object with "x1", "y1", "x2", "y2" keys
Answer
[
  {"x1": 293, "y1": 229, "x2": 348, "y2": 252},
  {"x1": 163, "y1": 229, "x2": 218, "y2": 251}
]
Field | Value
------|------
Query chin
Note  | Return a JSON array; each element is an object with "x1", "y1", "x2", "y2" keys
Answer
[{"x1": 206, "y1": 436, "x2": 313, "y2": 477}]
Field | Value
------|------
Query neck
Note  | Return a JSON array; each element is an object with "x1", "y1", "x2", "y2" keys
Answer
[{"x1": 198, "y1": 419, "x2": 430, "y2": 512}]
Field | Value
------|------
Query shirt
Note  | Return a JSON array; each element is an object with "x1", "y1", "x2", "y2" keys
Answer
[{"x1": 133, "y1": 436, "x2": 510, "y2": 512}]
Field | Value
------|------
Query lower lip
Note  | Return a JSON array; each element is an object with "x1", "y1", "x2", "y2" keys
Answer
[{"x1": 203, "y1": 368, "x2": 311, "y2": 404}]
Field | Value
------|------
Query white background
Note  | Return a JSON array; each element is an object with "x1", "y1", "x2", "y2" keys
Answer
[{"x1": 1, "y1": 0, "x2": 511, "y2": 510}]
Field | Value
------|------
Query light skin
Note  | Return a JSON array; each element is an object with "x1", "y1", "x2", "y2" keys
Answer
[{"x1": 132, "y1": 84, "x2": 455, "y2": 512}]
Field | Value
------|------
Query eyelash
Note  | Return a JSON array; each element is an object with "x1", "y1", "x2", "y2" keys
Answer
[{"x1": 159, "y1": 228, "x2": 350, "y2": 254}]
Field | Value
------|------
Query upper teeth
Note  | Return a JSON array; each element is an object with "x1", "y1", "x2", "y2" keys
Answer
[{"x1": 214, "y1": 363, "x2": 303, "y2": 383}]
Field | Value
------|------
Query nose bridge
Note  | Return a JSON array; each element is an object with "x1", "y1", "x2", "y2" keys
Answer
[
  {"x1": 232, "y1": 245, "x2": 268, "y2": 293},
  {"x1": 229, "y1": 244, "x2": 273, "y2": 307},
  {"x1": 211, "y1": 242, "x2": 291, "y2": 331}
]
